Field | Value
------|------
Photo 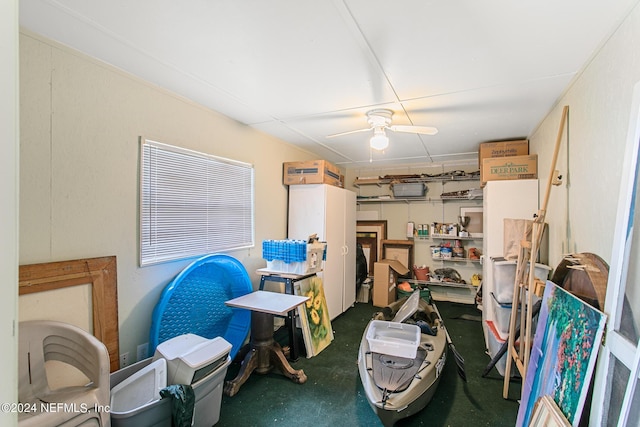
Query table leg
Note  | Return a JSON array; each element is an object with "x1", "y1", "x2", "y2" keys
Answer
[{"x1": 224, "y1": 310, "x2": 306, "y2": 396}]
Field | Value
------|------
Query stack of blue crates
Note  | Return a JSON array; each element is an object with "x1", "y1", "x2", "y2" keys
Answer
[{"x1": 262, "y1": 239, "x2": 326, "y2": 274}]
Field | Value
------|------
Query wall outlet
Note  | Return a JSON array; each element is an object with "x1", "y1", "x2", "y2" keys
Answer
[
  {"x1": 137, "y1": 342, "x2": 149, "y2": 362},
  {"x1": 120, "y1": 352, "x2": 130, "y2": 368}
]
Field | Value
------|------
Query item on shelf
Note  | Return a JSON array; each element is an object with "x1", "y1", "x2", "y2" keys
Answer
[
  {"x1": 392, "y1": 183, "x2": 427, "y2": 198},
  {"x1": 430, "y1": 222, "x2": 458, "y2": 237},
  {"x1": 432, "y1": 268, "x2": 466, "y2": 284},
  {"x1": 440, "y1": 188, "x2": 483, "y2": 200},
  {"x1": 406, "y1": 221, "x2": 415, "y2": 238},
  {"x1": 452, "y1": 247, "x2": 465, "y2": 258},
  {"x1": 458, "y1": 216, "x2": 470, "y2": 236},
  {"x1": 417, "y1": 224, "x2": 429, "y2": 237},
  {"x1": 468, "y1": 247, "x2": 481, "y2": 260},
  {"x1": 471, "y1": 273, "x2": 482, "y2": 287},
  {"x1": 397, "y1": 281, "x2": 413, "y2": 292},
  {"x1": 441, "y1": 247, "x2": 453, "y2": 259},
  {"x1": 412, "y1": 265, "x2": 430, "y2": 281},
  {"x1": 430, "y1": 245, "x2": 441, "y2": 259}
]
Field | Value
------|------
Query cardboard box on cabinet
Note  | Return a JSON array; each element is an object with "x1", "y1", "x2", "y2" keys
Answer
[
  {"x1": 481, "y1": 154, "x2": 538, "y2": 186},
  {"x1": 283, "y1": 160, "x2": 343, "y2": 187},
  {"x1": 478, "y1": 139, "x2": 529, "y2": 183},
  {"x1": 373, "y1": 259, "x2": 409, "y2": 307}
]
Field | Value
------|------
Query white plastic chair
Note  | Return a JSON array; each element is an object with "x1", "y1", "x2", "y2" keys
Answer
[{"x1": 18, "y1": 320, "x2": 111, "y2": 427}]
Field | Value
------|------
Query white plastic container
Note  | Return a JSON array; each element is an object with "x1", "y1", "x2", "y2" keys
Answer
[
  {"x1": 490, "y1": 293, "x2": 520, "y2": 338},
  {"x1": 191, "y1": 356, "x2": 231, "y2": 427},
  {"x1": 485, "y1": 320, "x2": 519, "y2": 377},
  {"x1": 366, "y1": 320, "x2": 421, "y2": 359},
  {"x1": 492, "y1": 259, "x2": 551, "y2": 302},
  {"x1": 264, "y1": 240, "x2": 326, "y2": 274},
  {"x1": 356, "y1": 281, "x2": 371, "y2": 303},
  {"x1": 153, "y1": 334, "x2": 231, "y2": 385},
  {"x1": 110, "y1": 358, "x2": 172, "y2": 427},
  {"x1": 154, "y1": 334, "x2": 232, "y2": 427}
]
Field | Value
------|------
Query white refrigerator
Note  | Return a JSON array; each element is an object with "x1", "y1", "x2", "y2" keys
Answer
[{"x1": 288, "y1": 184, "x2": 357, "y2": 320}]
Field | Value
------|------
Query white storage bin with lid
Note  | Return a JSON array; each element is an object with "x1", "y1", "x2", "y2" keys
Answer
[
  {"x1": 492, "y1": 258, "x2": 551, "y2": 302},
  {"x1": 366, "y1": 320, "x2": 421, "y2": 359},
  {"x1": 153, "y1": 334, "x2": 232, "y2": 427},
  {"x1": 110, "y1": 358, "x2": 171, "y2": 427},
  {"x1": 153, "y1": 334, "x2": 231, "y2": 385}
]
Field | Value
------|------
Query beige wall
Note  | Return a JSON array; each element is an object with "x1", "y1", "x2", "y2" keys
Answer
[
  {"x1": 19, "y1": 31, "x2": 319, "y2": 362},
  {"x1": 530, "y1": 3, "x2": 640, "y2": 269}
]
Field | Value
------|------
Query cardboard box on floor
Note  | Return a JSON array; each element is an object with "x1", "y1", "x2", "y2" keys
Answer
[{"x1": 373, "y1": 259, "x2": 410, "y2": 307}]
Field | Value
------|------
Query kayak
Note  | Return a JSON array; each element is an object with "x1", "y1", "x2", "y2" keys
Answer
[{"x1": 358, "y1": 292, "x2": 448, "y2": 427}]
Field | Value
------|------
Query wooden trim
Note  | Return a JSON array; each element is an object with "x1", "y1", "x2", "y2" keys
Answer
[{"x1": 19, "y1": 256, "x2": 120, "y2": 372}]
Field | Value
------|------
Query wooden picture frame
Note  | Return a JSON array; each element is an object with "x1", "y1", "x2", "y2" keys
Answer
[
  {"x1": 19, "y1": 256, "x2": 120, "y2": 372},
  {"x1": 356, "y1": 220, "x2": 388, "y2": 276},
  {"x1": 529, "y1": 395, "x2": 571, "y2": 427}
]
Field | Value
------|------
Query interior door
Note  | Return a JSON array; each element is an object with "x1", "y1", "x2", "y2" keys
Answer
[
  {"x1": 324, "y1": 184, "x2": 345, "y2": 319},
  {"x1": 591, "y1": 81, "x2": 640, "y2": 426}
]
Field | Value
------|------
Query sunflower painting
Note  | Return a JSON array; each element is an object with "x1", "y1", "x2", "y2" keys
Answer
[{"x1": 296, "y1": 276, "x2": 334, "y2": 357}]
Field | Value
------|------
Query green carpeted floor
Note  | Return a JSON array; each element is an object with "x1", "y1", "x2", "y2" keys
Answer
[{"x1": 217, "y1": 300, "x2": 521, "y2": 426}]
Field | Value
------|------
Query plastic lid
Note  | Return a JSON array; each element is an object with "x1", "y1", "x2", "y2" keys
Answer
[
  {"x1": 393, "y1": 290, "x2": 420, "y2": 323},
  {"x1": 154, "y1": 334, "x2": 231, "y2": 368}
]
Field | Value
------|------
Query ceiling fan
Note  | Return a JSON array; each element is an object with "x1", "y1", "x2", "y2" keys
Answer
[{"x1": 326, "y1": 108, "x2": 438, "y2": 150}]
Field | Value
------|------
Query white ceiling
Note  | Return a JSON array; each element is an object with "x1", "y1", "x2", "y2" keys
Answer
[{"x1": 19, "y1": 0, "x2": 639, "y2": 167}]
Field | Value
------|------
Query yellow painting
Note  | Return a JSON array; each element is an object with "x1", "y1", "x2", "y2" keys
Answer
[{"x1": 297, "y1": 276, "x2": 333, "y2": 357}]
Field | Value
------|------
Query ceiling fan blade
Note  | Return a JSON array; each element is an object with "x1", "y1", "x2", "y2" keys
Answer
[
  {"x1": 326, "y1": 127, "x2": 372, "y2": 138},
  {"x1": 388, "y1": 125, "x2": 438, "y2": 135}
]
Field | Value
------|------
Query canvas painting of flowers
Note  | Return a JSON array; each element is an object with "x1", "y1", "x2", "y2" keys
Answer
[
  {"x1": 296, "y1": 276, "x2": 334, "y2": 357},
  {"x1": 517, "y1": 281, "x2": 606, "y2": 427}
]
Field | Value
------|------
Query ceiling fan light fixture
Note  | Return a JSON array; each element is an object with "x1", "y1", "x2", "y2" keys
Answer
[{"x1": 370, "y1": 132, "x2": 389, "y2": 150}]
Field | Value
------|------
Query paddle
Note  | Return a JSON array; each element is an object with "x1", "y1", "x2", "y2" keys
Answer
[{"x1": 432, "y1": 303, "x2": 467, "y2": 382}]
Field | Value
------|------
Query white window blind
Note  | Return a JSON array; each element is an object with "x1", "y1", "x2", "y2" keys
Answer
[{"x1": 140, "y1": 138, "x2": 254, "y2": 266}]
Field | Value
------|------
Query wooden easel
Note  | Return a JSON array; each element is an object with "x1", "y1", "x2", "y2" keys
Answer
[{"x1": 503, "y1": 105, "x2": 569, "y2": 398}]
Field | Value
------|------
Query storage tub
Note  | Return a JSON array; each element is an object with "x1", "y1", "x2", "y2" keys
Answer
[
  {"x1": 366, "y1": 320, "x2": 421, "y2": 359},
  {"x1": 397, "y1": 282, "x2": 431, "y2": 303},
  {"x1": 492, "y1": 259, "x2": 551, "y2": 302},
  {"x1": 485, "y1": 320, "x2": 519, "y2": 377},
  {"x1": 391, "y1": 182, "x2": 426, "y2": 198},
  {"x1": 110, "y1": 359, "x2": 172, "y2": 427},
  {"x1": 263, "y1": 239, "x2": 326, "y2": 274},
  {"x1": 490, "y1": 292, "x2": 538, "y2": 341}
]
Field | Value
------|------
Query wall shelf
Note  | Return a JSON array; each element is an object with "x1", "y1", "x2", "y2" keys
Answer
[
  {"x1": 421, "y1": 235, "x2": 483, "y2": 241},
  {"x1": 404, "y1": 279, "x2": 477, "y2": 305},
  {"x1": 355, "y1": 169, "x2": 482, "y2": 304},
  {"x1": 353, "y1": 172, "x2": 480, "y2": 187},
  {"x1": 431, "y1": 257, "x2": 481, "y2": 263}
]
